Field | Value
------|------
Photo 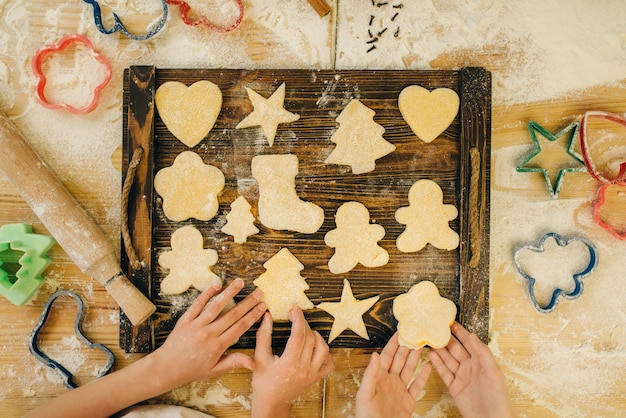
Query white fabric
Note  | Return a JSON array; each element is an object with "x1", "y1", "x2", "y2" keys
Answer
[{"x1": 119, "y1": 404, "x2": 215, "y2": 418}]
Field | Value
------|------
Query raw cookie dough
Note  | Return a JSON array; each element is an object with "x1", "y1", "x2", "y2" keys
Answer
[
  {"x1": 325, "y1": 99, "x2": 396, "y2": 174},
  {"x1": 158, "y1": 225, "x2": 221, "y2": 295},
  {"x1": 253, "y1": 248, "x2": 314, "y2": 321},
  {"x1": 221, "y1": 196, "x2": 259, "y2": 243},
  {"x1": 155, "y1": 80, "x2": 222, "y2": 147},
  {"x1": 316, "y1": 279, "x2": 379, "y2": 343},
  {"x1": 395, "y1": 179, "x2": 459, "y2": 252},
  {"x1": 393, "y1": 280, "x2": 457, "y2": 349},
  {"x1": 324, "y1": 201, "x2": 389, "y2": 274},
  {"x1": 251, "y1": 154, "x2": 324, "y2": 234},
  {"x1": 235, "y1": 82, "x2": 300, "y2": 146},
  {"x1": 154, "y1": 151, "x2": 225, "y2": 222},
  {"x1": 398, "y1": 85, "x2": 459, "y2": 143}
]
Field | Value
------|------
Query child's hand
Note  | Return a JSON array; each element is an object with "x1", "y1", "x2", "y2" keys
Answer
[
  {"x1": 355, "y1": 332, "x2": 431, "y2": 418},
  {"x1": 251, "y1": 307, "x2": 335, "y2": 418},
  {"x1": 151, "y1": 278, "x2": 266, "y2": 387},
  {"x1": 429, "y1": 322, "x2": 514, "y2": 418}
]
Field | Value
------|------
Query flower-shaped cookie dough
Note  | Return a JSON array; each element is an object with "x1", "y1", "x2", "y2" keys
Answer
[
  {"x1": 158, "y1": 225, "x2": 221, "y2": 295},
  {"x1": 393, "y1": 280, "x2": 457, "y2": 349},
  {"x1": 395, "y1": 179, "x2": 459, "y2": 252},
  {"x1": 324, "y1": 201, "x2": 389, "y2": 274},
  {"x1": 154, "y1": 151, "x2": 225, "y2": 222}
]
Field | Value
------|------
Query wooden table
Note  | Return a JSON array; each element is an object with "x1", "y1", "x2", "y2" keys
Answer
[{"x1": 1, "y1": 1, "x2": 625, "y2": 416}]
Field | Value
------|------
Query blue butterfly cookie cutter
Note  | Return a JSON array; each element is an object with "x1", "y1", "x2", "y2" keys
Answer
[
  {"x1": 29, "y1": 291, "x2": 115, "y2": 389},
  {"x1": 82, "y1": 0, "x2": 168, "y2": 40},
  {"x1": 513, "y1": 232, "x2": 598, "y2": 313}
]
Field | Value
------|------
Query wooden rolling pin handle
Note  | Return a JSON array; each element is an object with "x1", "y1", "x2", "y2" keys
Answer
[{"x1": 0, "y1": 111, "x2": 156, "y2": 325}]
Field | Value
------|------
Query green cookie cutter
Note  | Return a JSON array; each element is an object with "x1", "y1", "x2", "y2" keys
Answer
[{"x1": 0, "y1": 223, "x2": 55, "y2": 305}]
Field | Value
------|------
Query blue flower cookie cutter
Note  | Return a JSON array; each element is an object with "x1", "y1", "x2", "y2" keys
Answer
[
  {"x1": 82, "y1": 0, "x2": 168, "y2": 40},
  {"x1": 29, "y1": 291, "x2": 115, "y2": 389},
  {"x1": 513, "y1": 232, "x2": 598, "y2": 313}
]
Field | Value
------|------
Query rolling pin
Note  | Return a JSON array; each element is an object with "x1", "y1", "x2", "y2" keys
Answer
[{"x1": 0, "y1": 110, "x2": 155, "y2": 325}]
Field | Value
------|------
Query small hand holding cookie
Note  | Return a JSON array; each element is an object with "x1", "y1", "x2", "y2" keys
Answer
[
  {"x1": 355, "y1": 332, "x2": 431, "y2": 418},
  {"x1": 252, "y1": 307, "x2": 335, "y2": 418},
  {"x1": 429, "y1": 322, "x2": 514, "y2": 418}
]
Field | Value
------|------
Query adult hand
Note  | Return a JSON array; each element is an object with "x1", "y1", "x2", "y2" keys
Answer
[
  {"x1": 251, "y1": 307, "x2": 335, "y2": 418},
  {"x1": 429, "y1": 322, "x2": 514, "y2": 418},
  {"x1": 355, "y1": 332, "x2": 431, "y2": 418}
]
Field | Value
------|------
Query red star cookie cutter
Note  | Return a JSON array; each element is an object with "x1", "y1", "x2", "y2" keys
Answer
[
  {"x1": 31, "y1": 34, "x2": 112, "y2": 114},
  {"x1": 580, "y1": 111, "x2": 626, "y2": 239},
  {"x1": 167, "y1": 0, "x2": 244, "y2": 32}
]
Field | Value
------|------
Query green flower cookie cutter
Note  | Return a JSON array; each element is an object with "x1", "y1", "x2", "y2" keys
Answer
[{"x1": 0, "y1": 223, "x2": 55, "y2": 305}]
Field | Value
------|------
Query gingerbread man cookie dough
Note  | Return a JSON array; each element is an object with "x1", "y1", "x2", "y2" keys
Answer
[
  {"x1": 395, "y1": 179, "x2": 459, "y2": 252},
  {"x1": 324, "y1": 201, "x2": 389, "y2": 274},
  {"x1": 158, "y1": 225, "x2": 221, "y2": 295}
]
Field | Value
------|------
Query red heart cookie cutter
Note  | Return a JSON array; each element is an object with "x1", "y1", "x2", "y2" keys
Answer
[
  {"x1": 167, "y1": 0, "x2": 244, "y2": 32},
  {"x1": 31, "y1": 34, "x2": 112, "y2": 114}
]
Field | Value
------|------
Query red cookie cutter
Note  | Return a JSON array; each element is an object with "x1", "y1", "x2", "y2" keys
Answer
[
  {"x1": 167, "y1": 0, "x2": 244, "y2": 32},
  {"x1": 31, "y1": 34, "x2": 112, "y2": 114},
  {"x1": 580, "y1": 110, "x2": 626, "y2": 239}
]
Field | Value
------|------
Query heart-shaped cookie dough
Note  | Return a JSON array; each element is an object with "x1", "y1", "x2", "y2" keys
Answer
[
  {"x1": 155, "y1": 80, "x2": 222, "y2": 147},
  {"x1": 398, "y1": 85, "x2": 459, "y2": 143}
]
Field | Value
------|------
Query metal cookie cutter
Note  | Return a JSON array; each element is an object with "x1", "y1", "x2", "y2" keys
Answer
[
  {"x1": 167, "y1": 0, "x2": 245, "y2": 32},
  {"x1": 82, "y1": 0, "x2": 168, "y2": 40},
  {"x1": 513, "y1": 232, "x2": 598, "y2": 313},
  {"x1": 28, "y1": 291, "x2": 115, "y2": 389}
]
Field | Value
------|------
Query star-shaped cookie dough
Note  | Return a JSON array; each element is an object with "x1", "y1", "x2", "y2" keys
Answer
[
  {"x1": 317, "y1": 279, "x2": 379, "y2": 343},
  {"x1": 235, "y1": 82, "x2": 300, "y2": 146},
  {"x1": 516, "y1": 121, "x2": 586, "y2": 199}
]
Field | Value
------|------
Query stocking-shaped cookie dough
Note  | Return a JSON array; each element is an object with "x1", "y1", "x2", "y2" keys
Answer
[
  {"x1": 324, "y1": 201, "x2": 389, "y2": 274},
  {"x1": 158, "y1": 225, "x2": 221, "y2": 295},
  {"x1": 395, "y1": 179, "x2": 459, "y2": 252},
  {"x1": 251, "y1": 154, "x2": 324, "y2": 234}
]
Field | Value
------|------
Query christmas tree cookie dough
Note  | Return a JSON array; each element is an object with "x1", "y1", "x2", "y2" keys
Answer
[
  {"x1": 393, "y1": 280, "x2": 457, "y2": 349},
  {"x1": 221, "y1": 196, "x2": 259, "y2": 243},
  {"x1": 398, "y1": 85, "x2": 459, "y2": 143},
  {"x1": 325, "y1": 99, "x2": 396, "y2": 174},
  {"x1": 154, "y1": 151, "x2": 225, "y2": 222},
  {"x1": 155, "y1": 80, "x2": 222, "y2": 147},
  {"x1": 395, "y1": 179, "x2": 459, "y2": 252},
  {"x1": 251, "y1": 154, "x2": 324, "y2": 234},
  {"x1": 235, "y1": 82, "x2": 300, "y2": 146},
  {"x1": 158, "y1": 225, "x2": 221, "y2": 295},
  {"x1": 253, "y1": 248, "x2": 314, "y2": 321},
  {"x1": 324, "y1": 201, "x2": 389, "y2": 274},
  {"x1": 317, "y1": 279, "x2": 379, "y2": 343}
]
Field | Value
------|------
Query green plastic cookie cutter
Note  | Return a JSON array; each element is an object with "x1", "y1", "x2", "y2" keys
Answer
[{"x1": 0, "y1": 223, "x2": 55, "y2": 305}]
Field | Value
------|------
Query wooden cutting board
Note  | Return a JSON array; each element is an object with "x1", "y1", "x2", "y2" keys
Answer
[{"x1": 119, "y1": 66, "x2": 491, "y2": 353}]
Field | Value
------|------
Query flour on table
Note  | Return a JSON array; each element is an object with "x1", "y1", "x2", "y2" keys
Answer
[
  {"x1": 155, "y1": 80, "x2": 222, "y2": 148},
  {"x1": 154, "y1": 151, "x2": 225, "y2": 222},
  {"x1": 324, "y1": 201, "x2": 388, "y2": 274},
  {"x1": 158, "y1": 225, "x2": 221, "y2": 295},
  {"x1": 393, "y1": 280, "x2": 457, "y2": 349},
  {"x1": 395, "y1": 179, "x2": 459, "y2": 252}
]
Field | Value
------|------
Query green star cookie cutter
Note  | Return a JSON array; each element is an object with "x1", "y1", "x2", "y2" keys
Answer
[
  {"x1": 0, "y1": 223, "x2": 55, "y2": 305},
  {"x1": 516, "y1": 121, "x2": 586, "y2": 199}
]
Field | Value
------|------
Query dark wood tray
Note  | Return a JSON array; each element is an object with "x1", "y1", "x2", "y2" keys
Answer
[{"x1": 120, "y1": 66, "x2": 491, "y2": 353}]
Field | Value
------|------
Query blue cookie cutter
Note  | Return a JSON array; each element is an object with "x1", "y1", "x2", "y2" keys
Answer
[
  {"x1": 82, "y1": 0, "x2": 168, "y2": 40},
  {"x1": 513, "y1": 232, "x2": 598, "y2": 313},
  {"x1": 29, "y1": 291, "x2": 115, "y2": 389}
]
